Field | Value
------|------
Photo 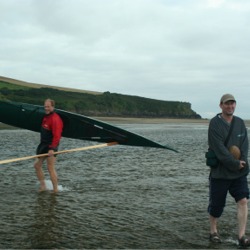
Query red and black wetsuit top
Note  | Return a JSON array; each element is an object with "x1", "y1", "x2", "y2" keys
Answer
[{"x1": 41, "y1": 112, "x2": 63, "y2": 150}]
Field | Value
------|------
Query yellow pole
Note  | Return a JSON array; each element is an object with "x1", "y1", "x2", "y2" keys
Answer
[{"x1": 0, "y1": 142, "x2": 118, "y2": 165}]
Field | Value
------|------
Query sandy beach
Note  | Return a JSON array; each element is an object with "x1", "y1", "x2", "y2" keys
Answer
[
  {"x1": 0, "y1": 123, "x2": 16, "y2": 129},
  {"x1": 92, "y1": 117, "x2": 250, "y2": 127},
  {"x1": 93, "y1": 117, "x2": 210, "y2": 124}
]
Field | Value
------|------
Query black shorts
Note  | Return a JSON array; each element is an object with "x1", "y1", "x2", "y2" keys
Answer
[
  {"x1": 36, "y1": 143, "x2": 58, "y2": 157},
  {"x1": 208, "y1": 175, "x2": 249, "y2": 218}
]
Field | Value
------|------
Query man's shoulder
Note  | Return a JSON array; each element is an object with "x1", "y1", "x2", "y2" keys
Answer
[
  {"x1": 210, "y1": 114, "x2": 244, "y2": 123},
  {"x1": 209, "y1": 114, "x2": 221, "y2": 124},
  {"x1": 233, "y1": 115, "x2": 246, "y2": 128},
  {"x1": 51, "y1": 112, "x2": 63, "y2": 122},
  {"x1": 233, "y1": 115, "x2": 244, "y2": 122},
  {"x1": 52, "y1": 112, "x2": 61, "y2": 118}
]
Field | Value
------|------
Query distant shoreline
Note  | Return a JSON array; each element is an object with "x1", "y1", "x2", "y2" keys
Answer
[
  {"x1": 93, "y1": 117, "x2": 210, "y2": 124},
  {"x1": 1, "y1": 117, "x2": 250, "y2": 129}
]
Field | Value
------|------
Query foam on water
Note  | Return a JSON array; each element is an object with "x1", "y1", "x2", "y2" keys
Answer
[{"x1": 37, "y1": 179, "x2": 70, "y2": 192}]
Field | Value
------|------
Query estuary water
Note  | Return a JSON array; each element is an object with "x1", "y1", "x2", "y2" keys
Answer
[{"x1": 0, "y1": 121, "x2": 249, "y2": 249}]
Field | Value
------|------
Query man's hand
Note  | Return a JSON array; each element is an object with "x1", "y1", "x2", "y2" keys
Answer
[
  {"x1": 48, "y1": 149, "x2": 54, "y2": 157},
  {"x1": 239, "y1": 160, "x2": 246, "y2": 169}
]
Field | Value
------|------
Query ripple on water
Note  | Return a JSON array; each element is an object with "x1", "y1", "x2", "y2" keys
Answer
[{"x1": 0, "y1": 124, "x2": 246, "y2": 249}]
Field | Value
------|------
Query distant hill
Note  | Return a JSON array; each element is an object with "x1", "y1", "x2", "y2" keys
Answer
[
  {"x1": 0, "y1": 76, "x2": 201, "y2": 119},
  {"x1": 0, "y1": 76, "x2": 101, "y2": 95}
]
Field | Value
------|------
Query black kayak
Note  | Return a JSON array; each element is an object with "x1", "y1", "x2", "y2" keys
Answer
[{"x1": 0, "y1": 100, "x2": 177, "y2": 152}]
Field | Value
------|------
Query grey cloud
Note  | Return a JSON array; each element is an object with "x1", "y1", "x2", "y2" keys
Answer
[{"x1": 1, "y1": 0, "x2": 250, "y2": 118}]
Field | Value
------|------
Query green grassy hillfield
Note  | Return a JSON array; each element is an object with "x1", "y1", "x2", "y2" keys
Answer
[{"x1": 0, "y1": 75, "x2": 201, "y2": 119}]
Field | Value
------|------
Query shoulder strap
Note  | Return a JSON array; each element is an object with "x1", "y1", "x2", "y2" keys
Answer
[{"x1": 224, "y1": 116, "x2": 235, "y2": 146}]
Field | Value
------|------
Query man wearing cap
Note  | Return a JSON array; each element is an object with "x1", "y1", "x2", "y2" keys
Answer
[{"x1": 207, "y1": 94, "x2": 250, "y2": 247}]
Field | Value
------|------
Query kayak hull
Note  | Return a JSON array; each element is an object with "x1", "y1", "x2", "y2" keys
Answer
[{"x1": 0, "y1": 100, "x2": 177, "y2": 151}]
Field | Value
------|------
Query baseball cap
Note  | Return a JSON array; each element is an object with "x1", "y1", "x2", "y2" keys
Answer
[{"x1": 220, "y1": 94, "x2": 236, "y2": 104}]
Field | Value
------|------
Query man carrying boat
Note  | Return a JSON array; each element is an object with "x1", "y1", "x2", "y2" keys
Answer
[{"x1": 34, "y1": 99, "x2": 63, "y2": 193}]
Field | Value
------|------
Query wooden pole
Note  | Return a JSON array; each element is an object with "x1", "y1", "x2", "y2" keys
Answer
[{"x1": 0, "y1": 142, "x2": 118, "y2": 165}]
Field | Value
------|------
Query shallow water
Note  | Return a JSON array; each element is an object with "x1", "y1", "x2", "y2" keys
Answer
[{"x1": 0, "y1": 122, "x2": 249, "y2": 249}]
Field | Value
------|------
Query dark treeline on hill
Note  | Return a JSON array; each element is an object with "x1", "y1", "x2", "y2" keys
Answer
[{"x1": 0, "y1": 80, "x2": 201, "y2": 119}]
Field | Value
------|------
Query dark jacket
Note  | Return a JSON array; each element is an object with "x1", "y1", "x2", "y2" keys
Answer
[{"x1": 208, "y1": 114, "x2": 249, "y2": 179}]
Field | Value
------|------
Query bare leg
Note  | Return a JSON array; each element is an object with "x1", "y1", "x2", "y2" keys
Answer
[
  {"x1": 210, "y1": 215, "x2": 219, "y2": 234},
  {"x1": 237, "y1": 198, "x2": 248, "y2": 239},
  {"x1": 34, "y1": 157, "x2": 47, "y2": 191},
  {"x1": 47, "y1": 156, "x2": 58, "y2": 193}
]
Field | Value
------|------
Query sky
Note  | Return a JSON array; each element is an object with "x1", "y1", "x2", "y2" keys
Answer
[{"x1": 1, "y1": 0, "x2": 250, "y2": 119}]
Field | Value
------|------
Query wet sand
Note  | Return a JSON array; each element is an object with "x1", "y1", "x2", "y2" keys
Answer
[
  {"x1": 93, "y1": 117, "x2": 210, "y2": 124},
  {"x1": 94, "y1": 117, "x2": 250, "y2": 127},
  {"x1": 0, "y1": 123, "x2": 16, "y2": 129}
]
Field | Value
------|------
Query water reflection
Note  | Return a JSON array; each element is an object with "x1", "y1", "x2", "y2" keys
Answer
[{"x1": 30, "y1": 193, "x2": 59, "y2": 249}]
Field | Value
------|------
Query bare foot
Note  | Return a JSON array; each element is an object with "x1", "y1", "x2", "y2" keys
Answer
[
  {"x1": 53, "y1": 188, "x2": 59, "y2": 193},
  {"x1": 38, "y1": 186, "x2": 47, "y2": 192}
]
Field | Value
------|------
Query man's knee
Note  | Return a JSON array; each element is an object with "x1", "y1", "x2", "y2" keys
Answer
[
  {"x1": 208, "y1": 205, "x2": 224, "y2": 218},
  {"x1": 34, "y1": 158, "x2": 45, "y2": 170},
  {"x1": 237, "y1": 197, "x2": 248, "y2": 207}
]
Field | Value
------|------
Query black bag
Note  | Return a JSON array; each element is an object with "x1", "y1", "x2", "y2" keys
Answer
[
  {"x1": 205, "y1": 150, "x2": 219, "y2": 167},
  {"x1": 206, "y1": 117, "x2": 235, "y2": 168}
]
